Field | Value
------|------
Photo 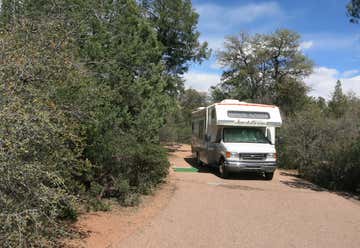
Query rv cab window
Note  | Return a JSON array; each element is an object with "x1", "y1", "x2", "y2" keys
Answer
[
  {"x1": 215, "y1": 129, "x2": 222, "y2": 143},
  {"x1": 223, "y1": 127, "x2": 270, "y2": 144}
]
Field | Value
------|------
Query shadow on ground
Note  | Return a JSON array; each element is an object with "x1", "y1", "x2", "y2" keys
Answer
[
  {"x1": 183, "y1": 157, "x2": 267, "y2": 181},
  {"x1": 278, "y1": 172, "x2": 360, "y2": 204},
  {"x1": 164, "y1": 145, "x2": 182, "y2": 153},
  {"x1": 278, "y1": 171, "x2": 325, "y2": 191},
  {"x1": 279, "y1": 177, "x2": 325, "y2": 192},
  {"x1": 163, "y1": 143, "x2": 190, "y2": 153}
]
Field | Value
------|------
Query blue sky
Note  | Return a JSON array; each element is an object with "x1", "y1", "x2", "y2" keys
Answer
[{"x1": 184, "y1": 0, "x2": 360, "y2": 99}]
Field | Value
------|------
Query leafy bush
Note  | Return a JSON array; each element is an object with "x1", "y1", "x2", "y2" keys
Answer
[
  {"x1": 85, "y1": 129, "x2": 169, "y2": 206},
  {"x1": 0, "y1": 20, "x2": 88, "y2": 247},
  {"x1": 1, "y1": 8, "x2": 173, "y2": 246},
  {"x1": 0, "y1": 0, "x2": 204, "y2": 246},
  {"x1": 279, "y1": 102, "x2": 360, "y2": 192},
  {"x1": 0, "y1": 96, "x2": 81, "y2": 247}
]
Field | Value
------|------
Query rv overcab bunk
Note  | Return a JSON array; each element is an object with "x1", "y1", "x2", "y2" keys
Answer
[{"x1": 191, "y1": 99, "x2": 282, "y2": 180}]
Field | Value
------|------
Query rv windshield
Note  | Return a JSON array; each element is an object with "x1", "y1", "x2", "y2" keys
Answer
[{"x1": 223, "y1": 127, "x2": 270, "y2": 144}]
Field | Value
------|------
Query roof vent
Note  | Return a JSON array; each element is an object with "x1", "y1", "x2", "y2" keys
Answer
[{"x1": 220, "y1": 99, "x2": 242, "y2": 104}]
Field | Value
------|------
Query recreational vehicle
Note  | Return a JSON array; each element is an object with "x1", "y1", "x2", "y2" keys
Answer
[{"x1": 191, "y1": 99, "x2": 282, "y2": 180}]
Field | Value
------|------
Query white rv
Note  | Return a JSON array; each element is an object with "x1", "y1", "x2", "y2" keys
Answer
[{"x1": 191, "y1": 99, "x2": 282, "y2": 180}]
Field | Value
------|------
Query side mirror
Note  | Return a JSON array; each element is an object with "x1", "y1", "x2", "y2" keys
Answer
[{"x1": 277, "y1": 136, "x2": 284, "y2": 145}]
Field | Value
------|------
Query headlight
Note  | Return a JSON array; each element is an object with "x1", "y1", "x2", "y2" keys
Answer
[
  {"x1": 267, "y1": 153, "x2": 277, "y2": 159},
  {"x1": 226, "y1": 152, "x2": 238, "y2": 159}
]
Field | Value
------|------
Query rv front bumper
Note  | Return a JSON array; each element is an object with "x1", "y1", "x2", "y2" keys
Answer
[{"x1": 224, "y1": 160, "x2": 277, "y2": 173}]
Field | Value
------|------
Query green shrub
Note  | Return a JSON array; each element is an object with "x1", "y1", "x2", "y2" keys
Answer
[
  {"x1": 0, "y1": 88, "x2": 83, "y2": 247},
  {"x1": 0, "y1": 20, "x2": 89, "y2": 247},
  {"x1": 0, "y1": 0, "x2": 190, "y2": 246},
  {"x1": 279, "y1": 103, "x2": 360, "y2": 192},
  {"x1": 85, "y1": 129, "x2": 169, "y2": 205}
]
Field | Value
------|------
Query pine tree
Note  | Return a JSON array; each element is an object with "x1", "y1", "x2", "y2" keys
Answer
[
  {"x1": 142, "y1": 0, "x2": 210, "y2": 75},
  {"x1": 347, "y1": 0, "x2": 360, "y2": 23},
  {"x1": 328, "y1": 80, "x2": 348, "y2": 118}
]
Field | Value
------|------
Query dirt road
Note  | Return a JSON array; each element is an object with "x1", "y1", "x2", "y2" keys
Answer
[{"x1": 117, "y1": 144, "x2": 360, "y2": 248}]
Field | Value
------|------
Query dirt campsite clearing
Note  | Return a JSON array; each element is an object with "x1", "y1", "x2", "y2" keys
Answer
[{"x1": 72, "y1": 144, "x2": 360, "y2": 248}]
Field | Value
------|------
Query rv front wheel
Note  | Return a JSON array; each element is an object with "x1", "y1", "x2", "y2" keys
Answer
[
  {"x1": 264, "y1": 172, "x2": 274, "y2": 180},
  {"x1": 219, "y1": 159, "x2": 229, "y2": 179}
]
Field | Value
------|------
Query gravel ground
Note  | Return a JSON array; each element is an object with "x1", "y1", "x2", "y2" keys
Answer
[{"x1": 117, "y1": 144, "x2": 360, "y2": 248}]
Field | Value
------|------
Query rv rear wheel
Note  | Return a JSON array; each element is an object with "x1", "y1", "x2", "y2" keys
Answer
[
  {"x1": 196, "y1": 152, "x2": 203, "y2": 166},
  {"x1": 219, "y1": 159, "x2": 229, "y2": 179}
]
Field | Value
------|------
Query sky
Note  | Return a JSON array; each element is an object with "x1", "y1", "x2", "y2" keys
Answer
[{"x1": 184, "y1": 0, "x2": 360, "y2": 99}]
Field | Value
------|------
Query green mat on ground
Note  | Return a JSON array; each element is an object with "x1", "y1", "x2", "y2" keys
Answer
[{"x1": 173, "y1": 167, "x2": 199, "y2": 172}]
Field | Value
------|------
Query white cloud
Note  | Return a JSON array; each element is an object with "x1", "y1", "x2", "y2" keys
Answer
[
  {"x1": 342, "y1": 75, "x2": 360, "y2": 95},
  {"x1": 305, "y1": 67, "x2": 360, "y2": 99},
  {"x1": 299, "y1": 41, "x2": 314, "y2": 50},
  {"x1": 200, "y1": 36, "x2": 224, "y2": 51},
  {"x1": 342, "y1": 69, "x2": 359, "y2": 78},
  {"x1": 195, "y1": 2, "x2": 283, "y2": 34},
  {"x1": 183, "y1": 67, "x2": 360, "y2": 98},
  {"x1": 302, "y1": 34, "x2": 360, "y2": 51},
  {"x1": 210, "y1": 61, "x2": 222, "y2": 70},
  {"x1": 227, "y1": 2, "x2": 282, "y2": 23},
  {"x1": 183, "y1": 71, "x2": 221, "y2": 92}
]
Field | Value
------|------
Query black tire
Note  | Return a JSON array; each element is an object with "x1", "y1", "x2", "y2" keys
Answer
[
  {"x1": 219, "y1": 158, "x2": 229, "y2": 179},
  {"x1": 264, "y1": 172, "x2": 274, "y2": 180},
  {"x1": 196, "y1": 152, "x2": 203, "y2": 166}
]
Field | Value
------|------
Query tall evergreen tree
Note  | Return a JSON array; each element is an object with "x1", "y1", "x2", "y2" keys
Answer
[
  {"x1": 141, "y1": 0, "x2": 210, "y2": 95},
  {"x1": 0, "y1": 0, "x2": 174, "y2": 141},
  {"x1": 347, "y1": 0, "x2": 360, "y2": 23},
  {"x1": 328, "y1": 80, "x2": 348, "y2": 118},
  {"x1": 142, "y1": 0, "x2": 210, "y2": 75}
]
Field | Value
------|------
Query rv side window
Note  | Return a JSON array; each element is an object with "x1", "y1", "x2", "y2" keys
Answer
[
  {"x1": 192, "y1": 121, "x2": 199, "y2": 136},
  {"x1": 198, "y1": 120, "x2": 205, "y2": 139},
  {"x1": 211, "y1": 109, "x2": 216, "y2": 124}
]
